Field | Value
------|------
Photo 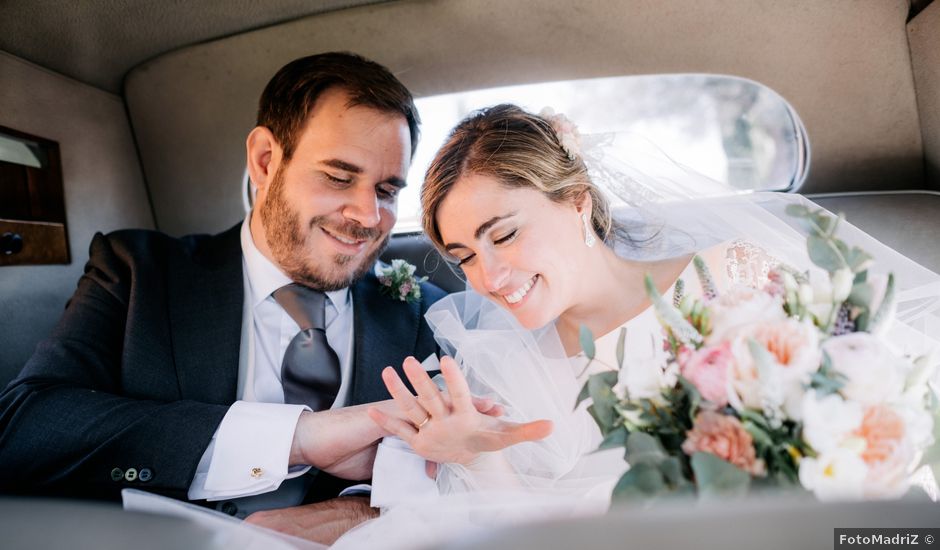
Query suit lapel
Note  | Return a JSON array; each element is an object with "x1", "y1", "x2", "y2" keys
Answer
[
  {"x1": 167, "y1": 223, "x2": 244, "y2": 404},
  {"x1": 349, "y1": 270, "x2": 422, "y2": 405}
]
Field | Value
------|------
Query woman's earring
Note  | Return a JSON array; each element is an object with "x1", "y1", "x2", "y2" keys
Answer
[{"x1": 581, "y1": 213, "x2": 596, "y2": 248}]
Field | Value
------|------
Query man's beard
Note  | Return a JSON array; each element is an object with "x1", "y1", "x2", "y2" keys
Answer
[{"x1": 259, "y1": 167, "x2": 390, "y2": 291}]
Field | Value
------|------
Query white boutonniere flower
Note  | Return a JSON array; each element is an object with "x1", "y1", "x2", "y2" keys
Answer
[{"x1": 375, "y1": 259, "x2": 428, "y2": 303}]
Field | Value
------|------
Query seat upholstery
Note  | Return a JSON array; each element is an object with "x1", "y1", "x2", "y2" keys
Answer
[{"x1": 807, "y1": 191, "x2": 940, "y2": 274}]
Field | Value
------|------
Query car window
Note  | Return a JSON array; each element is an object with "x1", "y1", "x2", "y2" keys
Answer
[{"x1": 395, "y1": 74, "x2": 808, "y2": 232}]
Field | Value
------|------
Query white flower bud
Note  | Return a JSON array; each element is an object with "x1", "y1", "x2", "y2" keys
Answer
[
  {"x1": 798, "y1": 283, "x2": 814, "y2": 305},
  {"x1": 831, "y1": 268, "x2": 854, "y2": 303},
  {"x1": 782, "y1": 271, "x2": 799, "y2": 293}
]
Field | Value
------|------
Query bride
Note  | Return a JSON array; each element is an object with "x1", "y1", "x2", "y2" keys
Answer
[{"x1": 333, "y1": 104, "x2": 940, "y2": 548}]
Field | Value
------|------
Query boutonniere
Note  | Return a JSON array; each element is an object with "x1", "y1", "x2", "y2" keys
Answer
[{"x1": 375, "y1": 259, "x2": 428, "y2": 303}]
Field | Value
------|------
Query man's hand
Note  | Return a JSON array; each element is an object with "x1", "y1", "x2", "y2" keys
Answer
[
  {"x1": 244, "y1": 496, "x2": 377, "y2": 545},
  {"x1": 367, "y1": 356, "x2": 554, "y2": 465}
]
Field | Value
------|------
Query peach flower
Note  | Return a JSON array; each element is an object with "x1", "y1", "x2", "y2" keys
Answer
[
  {"x1": 854, "y1": 404, "x2": 914, "y2": 498},
  {"x1": 707, "y1": 285, "x2": 785, "y2": 343},
  {"x1": 728, "y1": 318, "x2": 820, "y2": 418},
  {"x1": 680, "y1": 342, "x2": 732, "y2": 407},
  {"x1": 682, "y1": 411, "x2": 766, "y2": 476}
]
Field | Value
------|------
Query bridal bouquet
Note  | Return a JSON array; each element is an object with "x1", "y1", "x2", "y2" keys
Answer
[{"x1": 579, "y1": 205, "x2": 939, "y2": 502}]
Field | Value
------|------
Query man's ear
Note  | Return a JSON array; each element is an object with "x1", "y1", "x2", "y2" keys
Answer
[{"x1": 246, "y1": 126, "x2": 282, "y2": 198}]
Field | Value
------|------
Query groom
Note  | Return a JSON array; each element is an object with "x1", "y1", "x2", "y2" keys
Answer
[{"x1": 0, "y1": 52, "x2": 441, "y2": 537}]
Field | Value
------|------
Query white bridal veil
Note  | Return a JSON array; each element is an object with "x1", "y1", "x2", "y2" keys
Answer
[{"x1": 334, "y1": 133, "x2": 940, "y2": 549}]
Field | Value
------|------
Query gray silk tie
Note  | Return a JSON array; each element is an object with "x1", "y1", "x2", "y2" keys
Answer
[{"x1": 272, "y1": 283, "x2": 342, "y2": 411}]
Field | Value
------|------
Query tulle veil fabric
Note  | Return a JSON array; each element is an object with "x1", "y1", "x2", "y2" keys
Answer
[{"x1": 332, "y1": 135, "x2": 940, "y2": 549}]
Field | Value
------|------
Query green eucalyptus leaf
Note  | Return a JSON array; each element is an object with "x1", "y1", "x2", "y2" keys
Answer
[
  {"x1": 691, "y1": 452, "x2": 751, "y2": 499},
  {"x1": 579, "y1": 325, "x2": 596, "y2": 360},
  {"x1": 659, "y1": 456, "x2": 688, "y2": 488},
  {"x1": 625, "y1": 432, "x2": 668, "y2": 466},
  {"x1": 807, "y1": 235, "x2": 844, "y2": 272},
  {"x1": 742, "y1": 420, "x2": 773, "y2": 450},
  {"x1": 587, "y1": 371, "x2": 619, "y2": 427},
  {"x1": 612, "y1": 463, "x2": 664, "y2": 501},
  {"x1": 737, "y1": 409, "x2": 771, "y2": 430},
  {"x1": 847, "y1": 282, "x2": 873, "y2": 308},
  {"x1": 785, "y1": 204, "x2": 811, "y2": 218},
  {"x1": 847, "y1": 248, "x2": 873, "y2": 273},
  {"x1": 869, "y1": 273, "x2": 896, "y2": 334},
  {"x1": 811, "y1": 212, "x2": 834, "y2": 235},
  {"x1": 597, "y1": 426, "x2": 629, "y2": 451},
  {"x1": 834, "y1": 239, "x2": 849, "y2": 257},
  {"x1": 575, "y1": 380, "x2": 591, "y2": 409}
]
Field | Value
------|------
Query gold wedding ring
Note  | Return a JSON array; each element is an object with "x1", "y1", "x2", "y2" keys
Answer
[{"x1": 416, "y1": 415, "x2": 431, "y2": 429}]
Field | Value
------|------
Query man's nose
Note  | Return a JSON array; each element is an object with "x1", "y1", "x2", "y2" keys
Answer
[{"x1": 343, "y1": 186, "x2": 381, "y2": 228}]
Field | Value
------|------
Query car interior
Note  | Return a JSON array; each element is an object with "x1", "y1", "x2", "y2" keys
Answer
[{"x1": 0, "y1": 0, "x2": 938, "y2": 545}]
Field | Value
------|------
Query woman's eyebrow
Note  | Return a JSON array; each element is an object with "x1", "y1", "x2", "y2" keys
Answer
[
  {"x1": 473, "y1": 212, "x2": 516, "y2": 240},
  {"x1": 444, "y1": 212, "x2": 517, "y2": 251}
]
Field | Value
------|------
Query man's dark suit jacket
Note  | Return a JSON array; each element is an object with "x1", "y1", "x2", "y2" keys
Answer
[{"x1": 0, "y1": 223, "x2": 445, "y2": 502}]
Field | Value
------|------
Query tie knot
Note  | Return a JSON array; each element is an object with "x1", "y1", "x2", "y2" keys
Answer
[{"x1": 273, "y1": 283, "x2": 327, "y2": 331}]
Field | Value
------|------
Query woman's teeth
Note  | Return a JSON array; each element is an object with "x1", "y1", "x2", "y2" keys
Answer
[{"x1": 504, "y1": 276, "x2": 537, "y2": 304}]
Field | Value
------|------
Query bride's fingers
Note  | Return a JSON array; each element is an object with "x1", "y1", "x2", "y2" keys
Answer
[
  {"x1": 440, "y1": 357, "x2": 473, "y2": 414},
  {"x1": 367, "y1": 406, "x2": 417, "y2": 444},
  {"x1": 381, "y1": 367, "x2": 431, "y2": 426},
  {"x1": 403, "y1": 358, "x2": 447, "y2": 418},
  {"x1": 470, "y1": 395, "x2": 504, "y2": 417},
  {"x1": 488, "y1": 419, "x2": 554, "y2": 451}
]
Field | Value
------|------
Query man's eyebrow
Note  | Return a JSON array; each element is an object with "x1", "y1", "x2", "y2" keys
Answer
[
  {"x1": 382, "y1": 176, "x2": 407, "y2": 188},
  {"x1": 321, "y1": 159, "x2": 362, "y2": 173},
  {"x1": 321, "y1": 159, "x2": 406, "y2": 188}
]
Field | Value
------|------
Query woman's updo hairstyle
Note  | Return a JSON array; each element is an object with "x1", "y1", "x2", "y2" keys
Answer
[{"x1": 421, "y1": 104, "x2": 613, "y2": 256}]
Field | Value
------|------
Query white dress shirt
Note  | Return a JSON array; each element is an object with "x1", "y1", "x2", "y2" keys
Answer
[{"x1": 187, "y1": 215, "x2": 355, "y2": 503}]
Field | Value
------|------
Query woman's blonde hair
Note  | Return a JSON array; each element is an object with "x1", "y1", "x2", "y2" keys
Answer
[{"x1": 421, "y1": 104, "x2": 613, "y2": 254}]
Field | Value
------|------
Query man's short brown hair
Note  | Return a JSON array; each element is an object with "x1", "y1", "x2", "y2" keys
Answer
[{"x1": 257, "y1": 52, "x2": 420, "y2": 161}]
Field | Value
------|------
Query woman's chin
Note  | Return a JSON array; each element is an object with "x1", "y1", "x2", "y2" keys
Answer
[{"x1": 510, "y1": 308, "x2": 553, "y2": 330}]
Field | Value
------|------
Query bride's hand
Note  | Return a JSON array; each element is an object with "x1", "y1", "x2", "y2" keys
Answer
[{"x1": 367, "y1": 356, "x2": 554, "y2": 465}]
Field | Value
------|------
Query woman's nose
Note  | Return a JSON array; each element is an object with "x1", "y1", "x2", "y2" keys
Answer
[{"x1": 477, "y1": 253, "x2": 511, "y2": 293}]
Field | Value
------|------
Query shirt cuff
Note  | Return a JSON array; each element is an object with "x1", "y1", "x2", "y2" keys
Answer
[
  {"x1": 338, "y1": 483, "x2": 372, "y2": 498},
  {"x1": 370, "y1": 436, "x2": 438, "y2": 509},
  {"x1": 188, "y1": 401, "x2": 310, "y2": 501}
]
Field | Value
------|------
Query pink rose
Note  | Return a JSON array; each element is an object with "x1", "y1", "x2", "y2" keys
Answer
[
  {"x1": 682, "y1": 411, "x2": 766, "y2": 476},
  {"x1": 378, "y1": 275, "x2": 392, "y2": 287},
  {"x1": 399, "y1": 281, "x2": 413, "y2": 299},
  {"x1": 680, "y1": 342, "x2": 732, "y2": 407}
]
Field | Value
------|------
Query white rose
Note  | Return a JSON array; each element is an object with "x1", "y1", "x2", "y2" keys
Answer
[
  {"x1": 799, "y1": 449, "x2": 868, "y2": 501},
  {"x1": 615, "y1": 353, "x2": 668, "y2": 402},
  {"x1": 822, "y1": 333, "x2": 905, "y2": 404},
  {"x1": 801, "y1": 393, "x2": 863, "y2": 453},
  {"x1": 798, "y1": 283, "x2": 814, "y2": 305},
  {"x1": 708, "y1": 285, "x2": 786, "y2": 343}
]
